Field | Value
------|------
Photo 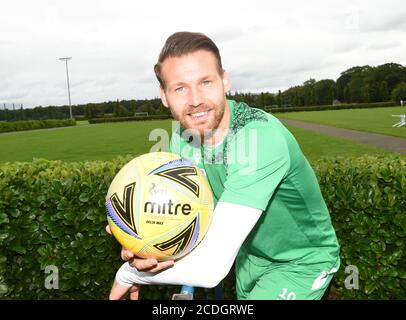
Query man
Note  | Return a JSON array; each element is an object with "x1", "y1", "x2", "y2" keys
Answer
[{"x1": 108, "y1": 31, "x2": 340, "y2": 300}]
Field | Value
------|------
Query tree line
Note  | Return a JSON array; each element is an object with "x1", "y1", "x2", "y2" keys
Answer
[
  {"x1": 277, "y1": 63, "x2": 406, "y2": 107},
  {"x1": 1, "y1": 62, "x2": 406, "y2": 122}
]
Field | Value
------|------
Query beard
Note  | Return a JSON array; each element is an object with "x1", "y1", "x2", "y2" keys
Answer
[{"x1": 170, "y1": 100, "x2": 226, "y2": 140}]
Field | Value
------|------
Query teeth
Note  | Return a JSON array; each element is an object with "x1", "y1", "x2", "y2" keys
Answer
[{"x1": 191, "y1": 111, "x2": 208, "y2": 117}]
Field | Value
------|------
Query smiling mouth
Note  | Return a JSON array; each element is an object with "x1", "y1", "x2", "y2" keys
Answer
[{"x1": 188, "y1": 109, "x2": 211, "y2": 119}]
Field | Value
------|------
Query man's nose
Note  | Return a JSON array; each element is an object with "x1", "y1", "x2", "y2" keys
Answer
[{"x1": 188, "y1": 87, "x2": 203, "y2": 107}]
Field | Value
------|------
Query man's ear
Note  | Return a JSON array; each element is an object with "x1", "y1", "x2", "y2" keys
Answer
[
  {"x1": 222, "y1": 70, "x2": 231, "y2": 93},
  {"x1": 159, "y1": 86, "x2": 169, "y2": 108}
]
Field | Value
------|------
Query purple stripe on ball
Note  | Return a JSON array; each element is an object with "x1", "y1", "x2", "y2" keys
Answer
[
  {"x1": 106, "y1": 200, "x2": 141, "y2": 239},
  {"x1": 149, "y1": 158, "x2": 194, "y2": 175},
  {"x1": 184, "y1": 213, "x2": 200, "y2": 255}
]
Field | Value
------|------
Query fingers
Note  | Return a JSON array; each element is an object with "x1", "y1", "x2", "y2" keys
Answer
[
  {"x1": 131, "y1": 259, "x2": 175, "y2": 273},
  {"x1": 147, "y1": 260, "x2": 175, "y2": 273},
  {"x1": 105, "y1": 225, "x2": 112, "y2": 235},
  {"x1": 121, "y1": 249, "x2": 135, "y2": 261},
  {"x1": 131, "y1": 258, "x2": 158, "y2": 270},
  {"x1": 120, "y1": 246, "x2": 175, "y2": 272}
]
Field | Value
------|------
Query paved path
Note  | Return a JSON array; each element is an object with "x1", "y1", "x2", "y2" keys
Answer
[{"x1": 279, "y1": 118, "x2": 406, "y2": 155}]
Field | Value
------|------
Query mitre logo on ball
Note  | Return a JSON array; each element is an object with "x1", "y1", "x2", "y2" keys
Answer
[{"x1": 106, "y1": 152, "x2": 214, "y2": 261}]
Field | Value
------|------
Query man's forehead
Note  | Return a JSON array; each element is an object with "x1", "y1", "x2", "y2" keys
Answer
[{"x1": 160, "y1": 50, "x2": 219, "y2": 83}]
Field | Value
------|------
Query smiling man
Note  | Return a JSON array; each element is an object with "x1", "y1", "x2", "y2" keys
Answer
[{"x1": 109, "y1": 32, "x2": 340, "y2": 300}]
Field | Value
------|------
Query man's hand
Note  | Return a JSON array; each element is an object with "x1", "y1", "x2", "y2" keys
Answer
[{"x1": 105, "y1": 225, "x2": 175, "y2": 272}]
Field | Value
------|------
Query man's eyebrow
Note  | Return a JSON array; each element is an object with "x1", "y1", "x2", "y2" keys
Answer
[
  {"x1": 200, "y1": 75, "x2": 214, "y2": 81},
  {"x1": 172, "y1": 81, "x2": 187, "y2": 87},
  {"x1": 171, "y1": 76, "x2": 214, "y2": 87}
]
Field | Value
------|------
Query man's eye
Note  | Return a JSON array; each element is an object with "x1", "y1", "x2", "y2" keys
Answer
[
  {"x1": 175, "y1": 87, "x2": 185, "y2": 93},
  {"x1": 202, "y1": 80, "x2": 211, "y2": 86}
]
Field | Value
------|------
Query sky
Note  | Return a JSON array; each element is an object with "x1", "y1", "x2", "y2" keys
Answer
[{"x1": 1, "y1": 0, "x2": 406, "y2": 108}]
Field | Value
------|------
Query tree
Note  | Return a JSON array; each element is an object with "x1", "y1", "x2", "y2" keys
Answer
[
  {"x1": 259, "y1": 92, "x2": 265, "y2": 109},
  {"x1": 84, "y1": 104, "x2": 94, "y2": 119},
  {"x1": 328, "y1": 85, "x2": 336, "y2": 104},
  {"x1": 347, "y1": 76, "x2": 364, "y2": 103},
  {"x1": 391, "y1": 82, "x2": 406, "y2": 104},
  {"x1": 72, "y1": 104, "x2": 84, "y2": 116},
  {"x1": 344, "y1": 85, "x2": 351, "y2": 103},
  {"x1": 157, "y1": 103, "x2": 169, "y2": 115},
  {"x1": 336, "y1": 65, "x2": 371, "y2": 101},
  {"x1": 115, "y1": 105, "x2": 130, "y2": 117},
  {"x1": 138, "y1": 101, "x2": 150, "y2": 113},
  {"x1": 314, "y1": 79, "x2": 335, "y2": 105},
  {"x1": 375, "y1": 63, "x2": 406, "y2": 93},
  {"x1": 277, "y1": 90, "x2": 282, "y2": 107},
  {"x1": 94, "y1": 104, "x2": 105, "y2": 118},
  {"x1": 293, "y1": 90, "x2": 299, "y2": 107},
  {"x1": 303, "y1": 79, "x2": 316, "y2": 106},
  {"x1": 379, "y1": 81, "x2": 389, "y2": 101},
  {"x1": 19, "y1": 105, "x2": 25, "y2": 121},
  {"x1": 263, "y1": 92, "x2": 276, "y2": 107},
  {"x1": 362, "y1": 84, "x2": 371, "y2": 103}
]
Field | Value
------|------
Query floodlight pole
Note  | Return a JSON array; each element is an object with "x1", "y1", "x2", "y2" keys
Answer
[{"x1": 59, "y1": 57, "x2": 73, "y2": 119}]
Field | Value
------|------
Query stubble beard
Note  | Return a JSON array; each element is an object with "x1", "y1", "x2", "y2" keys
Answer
[{"x1": 170, "y1": 101, "x2": 226, "y2": 143}]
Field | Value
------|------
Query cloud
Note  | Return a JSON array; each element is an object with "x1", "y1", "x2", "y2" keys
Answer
[
  {"x1": 210, "y1": 28, "x2": 246, "y2": 44},
  {"x1": 359, "y1": 7, "x2": 406, "y2": 33},
  {"x1": 0, "y1": 92, "x2": 28, "y2": 103},
  {"x1": 365, "y1": 41, "x2": 400, "y2": 51},
  {"x1": 1, "y1": 0, "x2": 406, "y2": 107}
]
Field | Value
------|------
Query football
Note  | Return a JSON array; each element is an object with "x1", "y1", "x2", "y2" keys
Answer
[{"x1": 106, "y1": 152, "x2": 214, "y2": 261}]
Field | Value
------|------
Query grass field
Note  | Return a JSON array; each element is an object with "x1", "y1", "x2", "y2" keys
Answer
[
  {"x1": 0, "y1": 120, "x2": 172, "y2": 162},
  {"x1": 276, "y1": 107, "x2": 406, "y2": 138},
  {"x1": 0, "y1": 119, "x2": 398, "y2": 164}
]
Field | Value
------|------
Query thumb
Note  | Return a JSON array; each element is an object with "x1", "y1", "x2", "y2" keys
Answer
[{"x1": 105, "y1": 225, "x2": 112, "y2": 235}]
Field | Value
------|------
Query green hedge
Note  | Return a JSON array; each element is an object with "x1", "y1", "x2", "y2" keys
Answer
[
  {"x1": 0, "y1": 119, "x2": 76, "y2": 133},
  {"x1": 0, "y1": 155, "x2": 405, "y2": 299},
  {"x1": 268, "y1": 101, "x2": 396, "y2": 113},
  {"x1": 316, "y1": 156, "x2": 406, "y2": 299},
  {"x1": 88, "y1": 115, "x2": 171, "y2": 124}
]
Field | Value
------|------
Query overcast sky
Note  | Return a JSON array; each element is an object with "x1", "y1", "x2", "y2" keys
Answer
[{"x1": 1, "y1": 0, "x2": 406, "y2": 108}]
